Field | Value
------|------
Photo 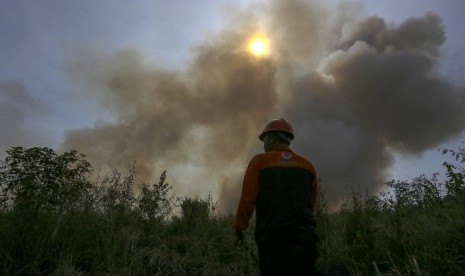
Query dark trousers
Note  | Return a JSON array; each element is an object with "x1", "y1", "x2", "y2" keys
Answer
[{"x1": 257, "y1": 228, "x2": 318, "y2": 276}]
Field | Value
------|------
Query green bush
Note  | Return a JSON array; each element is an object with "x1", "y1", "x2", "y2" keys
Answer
[
  {"x1": 317, "y1": 162, "x2": 465, "y2": 275},
  {"x1": 0, "y1": 147, "x2": 256, "y2": 275},
  {"x1": 0, "y1": 146, "x2": 464, "y2": 275},
  {"x1": 0, "y1": 147, "x2": 92, "y2": 211}
]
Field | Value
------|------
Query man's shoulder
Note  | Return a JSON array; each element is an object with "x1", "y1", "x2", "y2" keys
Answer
[
  {"x1": 249, "y1": 150, "x2": 316, "y2": 172},
  {"x1": 249, "y1": 152, "x2": 272, "y2": 163},
  {"x1": 292, "y1": 151, "x2": 311, "y2": 162},
  {"x1": 292, "y1": 152, "x2": 317, "y2": 171}
]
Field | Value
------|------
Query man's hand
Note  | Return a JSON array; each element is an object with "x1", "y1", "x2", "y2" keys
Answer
[{"x1": 235, "y1": 231, "x2": 244, "y2": 246}]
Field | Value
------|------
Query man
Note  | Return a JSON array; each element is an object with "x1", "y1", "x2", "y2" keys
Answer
[{"x1": 233, "y1": 118, "x2": 319, "y2": 275}]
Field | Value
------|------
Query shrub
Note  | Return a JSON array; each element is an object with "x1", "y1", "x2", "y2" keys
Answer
[
  {"x1": 0, "y1": 147, "x2": 92, "y2": 211},
  {"x1": 137, "y1": 170, "x2": 173, "y2": 221}
]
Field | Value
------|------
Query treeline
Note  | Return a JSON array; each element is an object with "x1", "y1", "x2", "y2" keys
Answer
[{"x1": 0, "y1": 146, "x2": 464, "y2": 275}]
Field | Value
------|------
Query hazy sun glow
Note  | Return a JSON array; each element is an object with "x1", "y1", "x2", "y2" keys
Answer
[{"x1": 246, "y1": 34, "x2": 271, "y2": 58}]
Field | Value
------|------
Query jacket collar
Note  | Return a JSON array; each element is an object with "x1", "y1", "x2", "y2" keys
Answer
[{"x1": 272, "y1": 145, "x2": 292, "y2": 152}]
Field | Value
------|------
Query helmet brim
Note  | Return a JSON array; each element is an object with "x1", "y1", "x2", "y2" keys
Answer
[{"x1": 259, "y1": 130, "x2": 294, "y2": 142}]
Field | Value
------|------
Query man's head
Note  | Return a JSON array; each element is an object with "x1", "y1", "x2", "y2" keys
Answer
[
  {"x1": 259, "y1": 118, "x2": 294, "y2": 152},
  {"x1": 263, "y1": 132, "x2": 292, "y2": 152}
]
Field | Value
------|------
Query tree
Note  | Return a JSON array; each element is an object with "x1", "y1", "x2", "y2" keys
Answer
[
  {"x1": 137, "y1": 170, "x2": 173, "y2": 221},
  {"x1": 0, "y1": 147, "x2": 92, "y2": 211}
]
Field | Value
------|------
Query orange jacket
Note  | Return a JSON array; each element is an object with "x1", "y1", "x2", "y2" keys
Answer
[{"x1": 233, "y1": 146, "x2": 318, "y2": 237}]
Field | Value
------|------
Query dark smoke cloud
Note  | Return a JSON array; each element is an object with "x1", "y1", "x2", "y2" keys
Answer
[
  {"x1": 0, "y1": 81, "x2": 48, "y2": 156},
  {"x1": 61, "y1": 1, "x2": 465, "y2": 212},
  {"x1": 63, "y1": 31, "x2": 277, "y2": 208},
  {"x1": 282, "y1": 9, "x2": 465, "y2": 205}
]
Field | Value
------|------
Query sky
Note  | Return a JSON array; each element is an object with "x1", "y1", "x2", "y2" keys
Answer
[{"x1": 1, "y1": 0, "x2": 464, "y2": 212}]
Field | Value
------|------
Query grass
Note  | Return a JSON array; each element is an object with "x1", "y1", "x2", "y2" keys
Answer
[{"x1": 0, "y1": 146, "x2": 464, "y2": 275}]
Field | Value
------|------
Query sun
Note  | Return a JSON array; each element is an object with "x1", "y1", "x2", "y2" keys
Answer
[{"x1": 246, "y1": 34, "x2": 271, "y2": 58}]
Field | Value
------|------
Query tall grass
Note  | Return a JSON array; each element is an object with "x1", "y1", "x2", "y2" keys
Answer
[
  {"x1": 1, "y1": 146, "x2": 464, "y2": 275},
  {"x1": 317, "y1": 173, "x2": 465, "y2": 275}
]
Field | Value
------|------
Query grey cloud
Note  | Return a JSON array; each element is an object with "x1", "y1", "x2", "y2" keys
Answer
[{"x1": 60, "y1": 1, "x2": 464, "y2": 212}]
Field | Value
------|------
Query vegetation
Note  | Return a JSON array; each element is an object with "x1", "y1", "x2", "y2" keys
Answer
[{"x1": 1, "y1": 146, "x2": 464, "y2": 275}]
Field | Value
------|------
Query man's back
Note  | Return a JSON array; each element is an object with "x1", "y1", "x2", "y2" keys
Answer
[{"x1": 251, "y1": 147, "x2": 317, "y2": 241}]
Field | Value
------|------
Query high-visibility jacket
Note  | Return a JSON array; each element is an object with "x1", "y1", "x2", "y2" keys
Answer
[{"x1": 233, "y1": 146, "x2": 318, "y2": 241}]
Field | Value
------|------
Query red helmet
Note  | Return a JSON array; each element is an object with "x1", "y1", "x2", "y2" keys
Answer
[{"x1": 258, "y1": 118, "x2": 294, "y2": 141}]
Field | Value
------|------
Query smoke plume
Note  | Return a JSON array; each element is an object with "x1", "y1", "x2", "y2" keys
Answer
[{"x1": 61, "y1": 1, "x2": 465, "y2": 212}]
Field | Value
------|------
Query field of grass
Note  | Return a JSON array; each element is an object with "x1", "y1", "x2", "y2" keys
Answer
[{"x1": 1, "y1": 146, "x2": 464, "y2": 275}]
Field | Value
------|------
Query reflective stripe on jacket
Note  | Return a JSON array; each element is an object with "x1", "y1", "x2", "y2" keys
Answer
[{"x1": 233, "y1": 146, "x2": 318, "y2": 239}]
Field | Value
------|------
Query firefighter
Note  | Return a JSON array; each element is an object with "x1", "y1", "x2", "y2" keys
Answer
[{"x1": 233, "y1": 118, "x2": 319, "y2": 275}]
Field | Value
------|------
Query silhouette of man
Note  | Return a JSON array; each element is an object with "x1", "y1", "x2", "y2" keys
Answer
[{"x1": 234, "y1": 118, "x2": 319, "y2": 275}]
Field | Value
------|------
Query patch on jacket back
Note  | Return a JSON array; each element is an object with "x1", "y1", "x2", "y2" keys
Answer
[{"x1": 281, "y1": 152, "x2": 293, "y2": 160}]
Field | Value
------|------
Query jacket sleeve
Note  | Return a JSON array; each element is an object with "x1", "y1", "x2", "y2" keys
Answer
[{"x1": 233, "y1": 155, "x2": 260, "y2": 235}]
